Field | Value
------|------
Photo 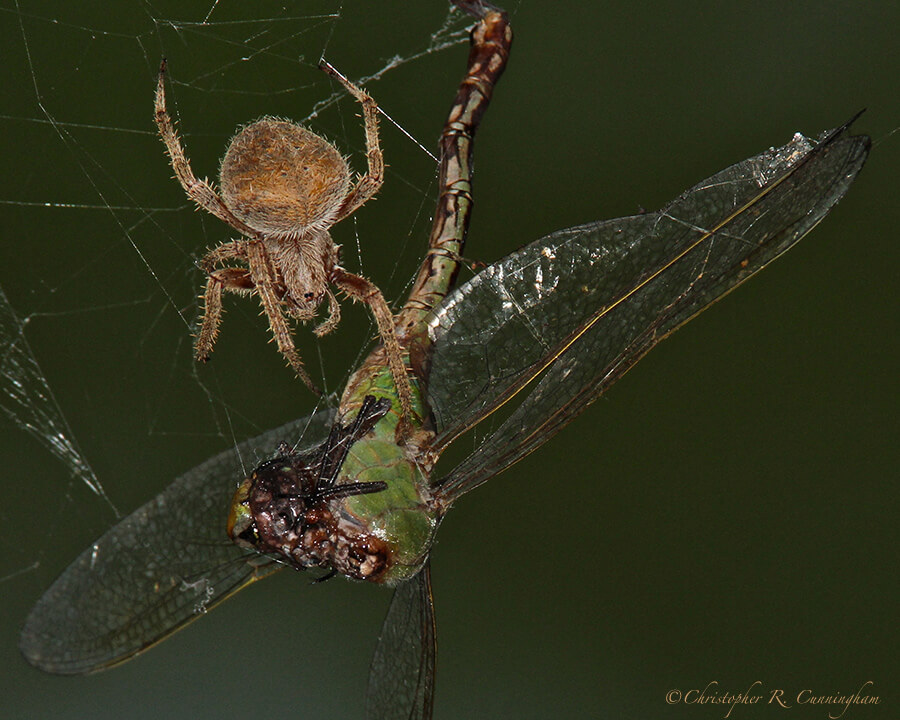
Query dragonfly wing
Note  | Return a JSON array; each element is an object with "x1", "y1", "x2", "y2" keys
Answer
[
  {"x1": 19, "y1": 410, "x2": 334, "y2": 674},
  {"x1": 427, "y1": 119, "x2": 869, "y2": 504},
  {"x1": 366, "y1": 562, "x2": 436, "y2": 720}
]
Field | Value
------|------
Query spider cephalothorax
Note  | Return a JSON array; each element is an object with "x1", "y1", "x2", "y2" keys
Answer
[{"x1": 154, "y1": 60, "x2": 413, "y2": 419}]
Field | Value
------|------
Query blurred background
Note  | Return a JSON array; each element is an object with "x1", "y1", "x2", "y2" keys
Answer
[{"x1": 1, "y1": 1, "x2": 896, "y2": 718}]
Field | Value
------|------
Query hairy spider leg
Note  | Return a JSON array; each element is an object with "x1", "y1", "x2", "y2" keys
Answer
[
  {"x1": 245, "y1": 241, "x2": 320, "y2": 393},
  {"x1": 320, "y1": 61, "x2": 386, "y2": 222},
  {"x1": 196, "y1": 240, "x2": 322, "y2": 392},
  {"x1": 154, "y1": 61, "x2": 257, "y2": 239},
  {"x1": 194, "y1": 242, "x2": 253, "y2": 366},
  {"x1": 313, "y1": 289, "x2": 342, "y2": 337},
  {"x1": 318, "y1": 62, "x2": 414, "y2": 422},
  {"x1": 331, "y1": 267, "x2": 414, "y2": 424}
]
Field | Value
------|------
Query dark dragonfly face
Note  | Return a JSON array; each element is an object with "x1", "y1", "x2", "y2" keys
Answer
[
  {"x1": 227, "y1": 453, "x2": 334, "y2": 570},
  {"x1": 227, "y1": 395, "x2": 395, "y2": 581}
]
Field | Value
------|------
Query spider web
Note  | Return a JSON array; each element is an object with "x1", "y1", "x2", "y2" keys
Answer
[{"x1": 0, "y1": 0, "x2": 478, "y2": 588}]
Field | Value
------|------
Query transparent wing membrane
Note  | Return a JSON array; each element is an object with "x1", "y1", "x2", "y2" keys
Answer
[
  {"x1": 366, "y1": 564, "x2": 436, "y2": 720},
  {"x1": 428, "y1": 120, "x2": 869, "y2": 503},
  {"x1": 19, "y1": 411, "x2": 333, "y2": 674}
]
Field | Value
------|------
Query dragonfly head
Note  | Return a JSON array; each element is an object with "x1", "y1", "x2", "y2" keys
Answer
[
  {"x1": 226, "y1": 450, "x2": 336, "y2": 570},
  {"x1": 225, "y1": 396, "x2": 394, "y2": 575}
]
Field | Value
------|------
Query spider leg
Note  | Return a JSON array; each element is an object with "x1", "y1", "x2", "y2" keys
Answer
[
  {"x1": 331, "y1": 267, "x2": 413, "y2": 422},
  {"x1": 195, "y1": 240, "x2": 253, "y2": 362},
  {"x1": 313, "y1": 289, "x2": 342, "y2": 337},
  {"x1": 195, "y1": 268, "x2": 255, "y2": 363},
  {"x1": 154, "y1": 60, "x2": 258, "y2": 238},
  {"x1": 246, "y1": 241, "x2": 321, "y2": 394},
  {"x1": 319, "y1": 62, "x2": 384, "y2": 222},
  {"x1": 199, "y1": 239, "x2": 249, "y2": 272},
  {"x1": 194, "y1": 261, "x2": 292, "y2": 362}
]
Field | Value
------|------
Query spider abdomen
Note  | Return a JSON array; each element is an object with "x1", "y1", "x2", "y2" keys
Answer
[{"x1": 220, "y1": 117, "x2": 351, "y2": 238}]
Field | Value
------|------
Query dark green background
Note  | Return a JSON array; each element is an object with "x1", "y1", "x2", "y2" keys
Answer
[{"x1": 1, "y1": 1, "x2": 896, "y2": 718}]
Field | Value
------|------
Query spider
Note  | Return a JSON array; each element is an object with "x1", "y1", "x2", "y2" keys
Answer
[{"x1": 154, "y1": 59, "x2": 413, "y2": 419}]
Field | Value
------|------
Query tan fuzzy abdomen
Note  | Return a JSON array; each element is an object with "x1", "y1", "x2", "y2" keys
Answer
[{"x1": 220, "y1": 118, "x2": 351, "y2": 238}]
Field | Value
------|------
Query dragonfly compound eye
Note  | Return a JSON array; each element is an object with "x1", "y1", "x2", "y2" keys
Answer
[{"x1": 226, "y1": 476, "x2": 259, "y2": 549}]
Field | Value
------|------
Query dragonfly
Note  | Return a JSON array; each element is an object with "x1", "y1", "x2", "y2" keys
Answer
[{"x1": 19, "y1": 2, "x2": 869, "y2": 718}]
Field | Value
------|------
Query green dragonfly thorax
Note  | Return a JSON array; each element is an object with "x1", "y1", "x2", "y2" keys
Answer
[
  {"x1": 227, "y1": 358, "x2": 440, "y2": 584},
  {"x1": 336, "y1": 353, "x2": 441, "y2": 583}
]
